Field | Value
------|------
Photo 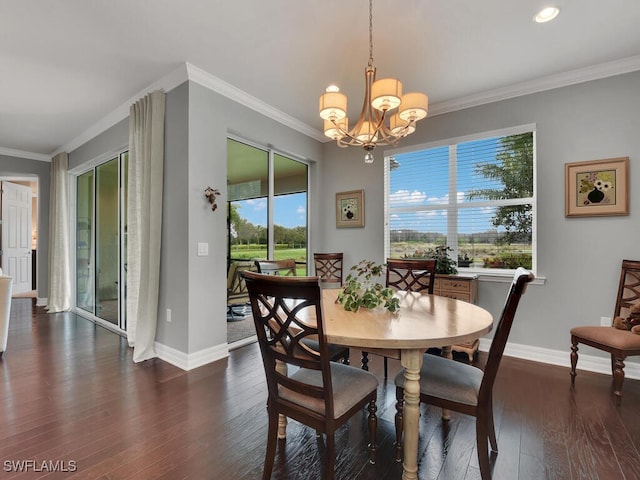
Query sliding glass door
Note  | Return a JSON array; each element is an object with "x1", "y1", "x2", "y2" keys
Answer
[
  {"x1": 75, "y1": 152, "x2": 128, "y2": 329},
  {"x1": 227, "y1": 138, "x2": 308, "y2": 273}
]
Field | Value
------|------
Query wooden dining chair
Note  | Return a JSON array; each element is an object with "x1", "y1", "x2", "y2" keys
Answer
[
  {"x1": 242, "y1": 271, "x2": 378, "y2": 480},
  {"x1": 313, "y1": 252, "x2": 344, "y2": 287},
  {"x1": 393, "y1": 268, "x2": 534, "y2": 479},
  {"x1": 362, "y1": 258, "x2": 437, "y2": 377},
  {"x1": 254, "y1": 259, "x2": 298, "y2": 277},
  {"x1": 256, "y1": 258, "x2": 350, "y2": 364},
  {"x1": 570, "y1": 259, "x2": 640, "y2": 406}
]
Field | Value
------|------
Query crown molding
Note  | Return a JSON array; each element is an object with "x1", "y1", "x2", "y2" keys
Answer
[
  {"x1": 50, "y1": 54, "x2": 640, "y2": 154},
  {"x1": 185, "y1": 62, "x2": 326, "y2": 142},
  {"x1": 52, "y1": 63, "x2": 189, "y2": 157},
  {"x1": 52, "y1": 61, "x2": 326, "y2": 157},
  {"x1": 429, "y1": 54, "x2": 640, "y2": 117},
  {"x1": 0, "y1": 147, "x2": 50, "y2": 162}
]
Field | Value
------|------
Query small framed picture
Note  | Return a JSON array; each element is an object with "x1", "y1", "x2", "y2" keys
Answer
[
  {"x1": 565, "y1": 157, "x2": 629, "y2": 217},
  {"x1": 336, "y1": 189, "x2": 365, "y2": 228}
]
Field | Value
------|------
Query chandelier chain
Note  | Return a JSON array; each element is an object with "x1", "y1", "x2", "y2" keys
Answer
[{"x1": 368, "y1": 0, "x2": 373, "y2": 67}]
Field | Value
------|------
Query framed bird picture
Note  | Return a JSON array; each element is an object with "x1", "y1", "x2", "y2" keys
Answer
[{"x1": 565, "y1": 157, "x2": 629, "y2": 217}]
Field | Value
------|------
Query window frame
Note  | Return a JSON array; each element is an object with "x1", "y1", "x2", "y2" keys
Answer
[{"x1": 384, "y1": 124, "x2": 537, "y2": 276}]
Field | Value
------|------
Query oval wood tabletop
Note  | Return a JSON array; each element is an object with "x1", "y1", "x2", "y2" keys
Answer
[{"x1": 321, "y1": 288, "x2": 494, "y2": 350}]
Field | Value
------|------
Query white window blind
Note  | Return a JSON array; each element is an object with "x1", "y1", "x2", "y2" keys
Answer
[{"x1": 386, "y1": 128, "x2": 535, "y2": 272}]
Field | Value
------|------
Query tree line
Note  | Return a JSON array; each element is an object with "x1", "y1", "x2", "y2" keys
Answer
[{"x1": 229, "y1": 205, "x2": 307, "y2": 247}]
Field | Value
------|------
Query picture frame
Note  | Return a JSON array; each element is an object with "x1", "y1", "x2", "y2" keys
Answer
[
  {"x1": 336, "y1": 189, "x2": 365, "y2": 228},
  {"x1": 565, "y1": 157, "x2": 629, "y2": 217}
]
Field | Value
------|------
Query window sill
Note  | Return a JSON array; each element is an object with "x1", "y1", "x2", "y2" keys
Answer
[{"x1": 458, "y1": 268, "x2": 546, "y2": 285}]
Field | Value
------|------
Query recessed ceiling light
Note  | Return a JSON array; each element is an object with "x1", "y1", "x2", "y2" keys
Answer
[{"x1": 534, "y1": 6, "x2": 560, "y2": 23}]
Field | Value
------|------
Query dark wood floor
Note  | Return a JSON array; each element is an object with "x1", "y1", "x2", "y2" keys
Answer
[{"x1": 2, "y1": 298, "x2": 640, "y2": 479}]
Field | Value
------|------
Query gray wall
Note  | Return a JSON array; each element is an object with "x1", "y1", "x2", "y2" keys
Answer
[
  {"x1": 0, "y1": 155, "x2": 50, "y2": 298},
  {"x1": 156, "y1": 82, "x2": 190, "y2": 351},
  {"x1": 62, "y1": 68, "x2": 640, "y2": 364},
  {"x1": 69, "y1": 80, "x2": 323, "y2": 355},
  {"x1": 68, "y1": 119, "x2": 129, "y2": 169},
  {"x1": 180, "y1": 81, "x2": 323, "y2": 353},
  {"x1": 315, "y1": 70, "x2": 640, "y2": 360}
]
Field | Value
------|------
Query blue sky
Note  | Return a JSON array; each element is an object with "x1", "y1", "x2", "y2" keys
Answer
[
  {"x1": 234, "y1": 137, "x2": 516, "y2": 233},
  {"x1": 235, "y1": 192, "x2": 307, "y2": 228},
  {"x1": 388, "y1": 137, "x2": 506, "y2": 234}
]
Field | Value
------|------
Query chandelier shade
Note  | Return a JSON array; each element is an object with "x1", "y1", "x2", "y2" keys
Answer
[
  {"x1": 398, "y1": 92, "x2": 429, "y2": 121},
  {"x1": 319, "y1": 91, "x2": 347, "y2": 121},
  {"x1": 318, "y1": 0, "x2": 428, "y2": 163},
  {"x1": 323, "y1": 118, "x2": 348, "y2": 140},
  {"x1": 371, "y1": 78, "x2": 403, "y2": 111},
  {"x1": 390, "y1": 114, "x2": 415, "y2": 136}
]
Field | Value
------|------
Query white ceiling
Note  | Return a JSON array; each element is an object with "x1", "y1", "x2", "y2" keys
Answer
[{"x1": 3, "y1": 0, "x2": 640, "y2": 159}]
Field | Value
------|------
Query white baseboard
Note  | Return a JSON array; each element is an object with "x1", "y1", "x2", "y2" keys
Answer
[
  {"x1": 479, "y1": 339, "x2": 640, "y2": 380},
  {"x1": 154, "y1": 341, "x2": 229, "y2": 371},
  {"x1": 36, "y1": 297, "x2": 47, "y2": 306}
]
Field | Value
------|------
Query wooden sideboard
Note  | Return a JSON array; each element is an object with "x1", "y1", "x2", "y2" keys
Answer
[{"x1": 433, "y1": 274, "x2": 480, "y2": 361}]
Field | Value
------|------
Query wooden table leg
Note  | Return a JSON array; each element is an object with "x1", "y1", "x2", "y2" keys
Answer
[
  {"x1": 275, "y1": 360, "x2": 288, "y2": 439},
  {"x1": 401, "y1": 348, "x2": 423, "y2": 480}
]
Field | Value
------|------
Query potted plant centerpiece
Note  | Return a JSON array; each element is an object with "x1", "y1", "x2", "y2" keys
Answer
[{"x1": 337, "y1": 260, "x2": 400, "y2": 313}]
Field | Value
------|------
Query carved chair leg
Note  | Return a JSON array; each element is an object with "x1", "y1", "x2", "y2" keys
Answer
[
  {"x1": 367, "y1": 399, "x2": 378, "y2": 464},
  {"x1": 612, "y1": 356, "x2": 626, "y2": 406},
  {"x1": 394, "y1": 386, "x2": 404, "y2": 462},
  {"x1": 570, "y1": 338, "x2": 579, "y2": 386},
  {"x1": 361, "y1": 351, "x2": 370, "y2": 371}
]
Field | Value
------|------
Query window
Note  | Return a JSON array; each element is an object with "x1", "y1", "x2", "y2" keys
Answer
[
  {"x1": 76, "y1": 151, "x2": 128, "y2": 329},
  {"x1": 227, "y1": 138, "x2": 309, "y2": 275},
  {"x1": 385, "y1": 126, "x2": 535, "y2": 272}
]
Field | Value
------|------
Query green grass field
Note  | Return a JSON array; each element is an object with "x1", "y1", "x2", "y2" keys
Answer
[
  {"x1": 230, "y1": 241, "x2": 532, "y2": 271},
  {"x1": 230, "y1": 246, "x2": 307, "y2": 274}
]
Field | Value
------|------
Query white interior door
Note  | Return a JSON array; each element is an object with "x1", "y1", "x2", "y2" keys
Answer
[{"x1": 1, "y1": 182, "x2": 32, "y2": 294}]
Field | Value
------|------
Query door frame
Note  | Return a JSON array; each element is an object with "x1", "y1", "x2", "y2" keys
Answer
[{"x1": 0, "y1": 176, "x2": 38, "y2": 294}]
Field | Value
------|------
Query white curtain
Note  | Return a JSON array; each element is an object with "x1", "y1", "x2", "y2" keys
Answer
[
  {"x1": 46, "y1": 152, "x2": 71, "y2": 312},
  {"x1": 127, "y1": 90, "x2": 166, "y2": 363}
]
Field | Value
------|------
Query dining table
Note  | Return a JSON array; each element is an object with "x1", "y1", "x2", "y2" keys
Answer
[{"x1": 320, "y1": 288, "x2": 494, "y2": 480}]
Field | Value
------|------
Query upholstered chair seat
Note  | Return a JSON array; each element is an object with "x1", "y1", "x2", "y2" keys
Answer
[
  {"x1": 394, "y1": 353, "x2": 483, "y2": 406},
  {"x1": 281, "y1": 362, "x2": 379, "y2": 418},
  {"x1": 570, "y1": 325, "x2": 640, "y2": 350}
]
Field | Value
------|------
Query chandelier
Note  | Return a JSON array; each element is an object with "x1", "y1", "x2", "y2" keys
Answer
[{"x1": 319, "y1": 0, "x2": 428, "y2": 163}]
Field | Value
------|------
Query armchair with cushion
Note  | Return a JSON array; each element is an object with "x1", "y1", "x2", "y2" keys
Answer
[
  {"x1": 570, "y1": 259, "x2": 640, "y2": 405},
  {"x1": 254, "y1": 259, "x2": 297, "y2": 277}
]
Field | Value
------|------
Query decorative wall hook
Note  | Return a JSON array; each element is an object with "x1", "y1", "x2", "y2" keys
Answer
[{"x1": 204, "y1": 186, "x2": 221, "y2": 211}]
